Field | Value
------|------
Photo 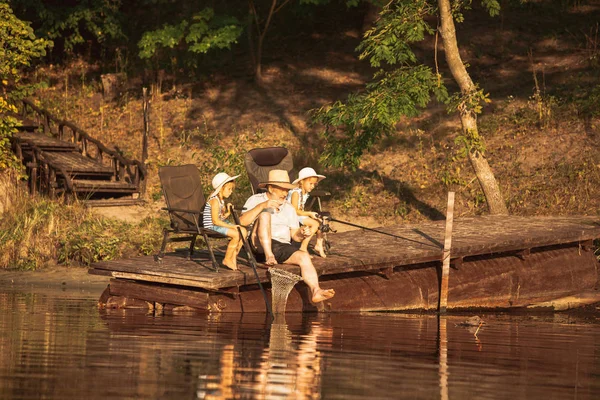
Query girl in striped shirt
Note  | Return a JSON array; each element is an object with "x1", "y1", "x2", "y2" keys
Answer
[{"x1": 203, "y1": 172, "x2": 246, "y2": 270}]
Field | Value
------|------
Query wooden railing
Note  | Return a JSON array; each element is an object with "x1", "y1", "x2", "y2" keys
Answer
[{"x1": 18, "y1": 98, "x2": 146, "y2": 194}]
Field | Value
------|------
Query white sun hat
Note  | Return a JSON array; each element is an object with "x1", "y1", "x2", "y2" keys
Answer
[
  {"x1": 292, "y1": 167, "x2": 326, "y2": 185},
  {"x1": 210, "y1": 172, "x2": 240, "y2": 198}
]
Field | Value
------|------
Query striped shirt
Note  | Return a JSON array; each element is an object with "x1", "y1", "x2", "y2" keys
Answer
[{"x1": 202, "y1": 195, "x2": 226, "y2": 229}]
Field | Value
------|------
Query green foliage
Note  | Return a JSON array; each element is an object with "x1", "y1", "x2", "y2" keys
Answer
[
  {"x1": 138, "y1": 8, "x2": 242, "y2": 59},
  {"x1": 447, "y1": 84, "x2": 491, "y2": 115},
  {"x1": 313, "y1": 65, "x2": 447, "y2": 169},
  {"x1": 358, "y1": 0, "x2": 435, "y2": 68},
  {"x1": 481, "y1": 0, "x2": 501, "y2": 16},
  {"x1": 310, "y1": 1, "x2": 455, "y2": 169},
  {"x1": 11, "y1": 0, "x2": 123, "y2": 53},
  {"x1": 454, "y1": 129, "x2": 486, "y2": 156},
  {"x1": 0, "y1": 3, "x2": 51, "y2": 81},
  {"x1": 574, "y1": 83, "x2": 600, "y2": 119},
  {"x1": 0, "y1": 3, "x2": 52, "y2": 171},
  {"x1": 0, "y1": 196, "x2": 168, "y2": 270},
  {"x1": 450, "y1": 0, "x2": 500, "y2": 22}
]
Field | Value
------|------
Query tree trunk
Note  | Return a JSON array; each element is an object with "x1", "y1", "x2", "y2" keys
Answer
[
  {"x1": 249, "y1": 0, "x2": 280, "y2": 85},
  {"x1": 255, "y1": 34, "x2": 264, "y2": 83},
  {"x1": 437, "y1": 0, "x2": 508, "y2": 215},
  {"x1": 361, "y1": 3, "x2": 382, "y2": 35}
]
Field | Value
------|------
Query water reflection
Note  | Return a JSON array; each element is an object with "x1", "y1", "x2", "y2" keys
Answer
[
  {"x1": 1, "y1": 288, "x2": 600, "y2": 399},
  {"x1": 438, "y1": 316, "x2": 449, "y2": 400},
  {"x1": 196, "y1": 315, "x2": 328, "y2": 399}
]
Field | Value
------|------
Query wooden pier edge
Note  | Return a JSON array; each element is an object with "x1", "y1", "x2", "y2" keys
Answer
[{"x1": 91, "y1": 215, "x2": 600, "y2": 313}]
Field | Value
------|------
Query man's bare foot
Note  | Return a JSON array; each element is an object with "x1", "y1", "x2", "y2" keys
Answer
[
  {"x1": 311, "y1": 288, "x2": 335, "y2": 303},
  {"x1": 313, "y1": 245, "x2": 327, "y2": 258},
  {"x1": 264, "y1": 253, "x2": 277, "y2": 266}
]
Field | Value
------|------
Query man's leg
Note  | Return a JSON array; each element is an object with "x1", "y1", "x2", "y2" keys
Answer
[
  {"x1": 283, "y1": 250, "x2": 335, "y2": 303},
  {"x1": 251, "y1": 211, "x2": 277, "y2": 265}
]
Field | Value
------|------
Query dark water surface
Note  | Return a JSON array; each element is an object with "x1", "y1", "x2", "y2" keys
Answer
[{"x1": 1, "y1": 287, "x2": 599, "y2": 400}]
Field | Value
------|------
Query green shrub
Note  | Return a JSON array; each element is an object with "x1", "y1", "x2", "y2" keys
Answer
[{"x1": 0, "y1": 196, "x2": 168, "y2": 270}]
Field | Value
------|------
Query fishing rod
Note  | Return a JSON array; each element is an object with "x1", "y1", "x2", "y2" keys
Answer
[
  {"x1": 318, "y1": 212, "x2": 440, "y2": 249},
  {"x1": 231, "y1": 208, "x2": 274, "y2": 318}
]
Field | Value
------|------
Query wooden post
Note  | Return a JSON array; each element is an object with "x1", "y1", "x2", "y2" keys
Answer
[
  {"x1": 439, "y1": 191, "x2": 455, "y2": 313},
  {"x1": 141, "y1": 87, "x2": 150, "y2": 196}
]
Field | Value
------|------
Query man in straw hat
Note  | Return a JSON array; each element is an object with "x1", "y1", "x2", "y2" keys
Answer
[{"x1": 239, "y1": 169, "x2": 335, "y2": 303}]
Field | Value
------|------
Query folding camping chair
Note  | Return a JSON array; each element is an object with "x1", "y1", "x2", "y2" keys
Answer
[
  {"x1": 244, "y1": 146, "x2": 329, "y2": 212},
  {"x1": 244, "y1": 147, "x2": 294, "y2": 194},
  {"x1": 154, "y1": 164, "x2": 230, "y2": 272}
]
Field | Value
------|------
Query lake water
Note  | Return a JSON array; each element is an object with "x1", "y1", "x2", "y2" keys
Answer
[{"x1": 1, "y1": 287, "x2": 599, "y2": 400}]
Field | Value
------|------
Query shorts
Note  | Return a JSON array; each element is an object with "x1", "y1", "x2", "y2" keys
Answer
[
  {"x1": 254, "y1": 240, "x2": 300, "y2": 264},
  {"x1": 208, "y1": 225, "x2": 229, "y2": 235}
]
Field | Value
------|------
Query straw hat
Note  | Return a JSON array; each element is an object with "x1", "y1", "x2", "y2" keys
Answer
[
  {"x1": 258, "y1": 169, "x2": 297, "y2": 190},
  {"x1": 210, "y1": 172, "x2": 240, "y2": 198},
  {"x1": 292, "y1": 167, "x2": 326, "y2": 185}
]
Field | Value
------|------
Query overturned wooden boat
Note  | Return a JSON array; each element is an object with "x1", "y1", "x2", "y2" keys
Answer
[{"x1": 89, "y1": 215, "x2": 600, "y2": 313}]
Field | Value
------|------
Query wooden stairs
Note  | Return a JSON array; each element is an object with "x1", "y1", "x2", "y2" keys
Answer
[{"x1": 11, "y1": 99, "x2": 146, "y2": 206}]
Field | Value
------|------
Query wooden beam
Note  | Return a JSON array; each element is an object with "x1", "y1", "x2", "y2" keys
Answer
[
  {"x1": 111, "y1": 271, "x2": 224, "y2": 290},
  {"x1": 108, "y1": 279, "x2": 209, "y2": 309},
  {"x1": 439, "y1": 192, "x2": 455, "y2": 313}
]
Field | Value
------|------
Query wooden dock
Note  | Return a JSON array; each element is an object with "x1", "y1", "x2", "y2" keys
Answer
[{"x1": 90, "y1": 215, "x2": 600, "y2": 313}]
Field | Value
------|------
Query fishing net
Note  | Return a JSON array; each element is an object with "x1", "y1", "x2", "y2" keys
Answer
[{"x1": 268, "y1": 267, "x2": 302, "y2": 314}]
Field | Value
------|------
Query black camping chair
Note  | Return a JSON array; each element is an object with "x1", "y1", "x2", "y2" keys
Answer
[
  {"x1": 244, "y1": 147, "x2": 294, "y2": 194},
  {"x1": 244, "y1": 146, "x2": 330, "y2": 212},
  {"x1": 155, "y1": 164, "x2": 229, "y2": 272}
]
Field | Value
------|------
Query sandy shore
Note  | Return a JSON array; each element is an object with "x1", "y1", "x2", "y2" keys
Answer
[{"x1": 0, "y1": 265, "x2": 109, "y2": 293}]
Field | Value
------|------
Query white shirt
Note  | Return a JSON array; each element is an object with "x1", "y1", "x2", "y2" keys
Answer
[{"x1": 243, "y1": 193, "x2": 299, "y2": 244}]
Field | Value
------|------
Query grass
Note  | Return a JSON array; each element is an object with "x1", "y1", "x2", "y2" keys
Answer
[{"x1": 0, "y1": 194, "x2": 169, "y2": 270}]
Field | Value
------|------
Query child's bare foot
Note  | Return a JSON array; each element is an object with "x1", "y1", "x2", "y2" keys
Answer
[
  {"x1": 222, "y1": 259, "x2": 238, "y2": 271},
  {"x1": 313, "y1": 245, "x2": 327, "y2": 258},
  {"x1": 311, "y1": 288, "x2": 335, "y2": 303}
]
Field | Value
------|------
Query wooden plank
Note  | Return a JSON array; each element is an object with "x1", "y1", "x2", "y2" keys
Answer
[
  {"x1": 110, "y1": 271, "x2": 225, "y2": 290},
  {"x1": 439, "y1": 192, "x2": 455, "y2": 313},
  {"x1": 44, "y1": 152, "x2": 113, "y2": 174},
  {"x1": 14, "y1": 132, "x2": 77, "y2": 150},
  {"x1": 73, "y1": 179, "x2": 137, "y2": 190},
  {"x1": 108, "y1": 279, "x2": 209, "y2": 308}
]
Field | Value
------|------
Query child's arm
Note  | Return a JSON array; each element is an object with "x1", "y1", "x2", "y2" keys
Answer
[
  {"x1": 209, "y1": 198, "x2": 236, "y2": 229},
  {"x1": 222, "y1": 203, "x2": 232, "y2": 219},
  {"x1": 290, "y1": 191, "x2": 319, "y2": 219}
]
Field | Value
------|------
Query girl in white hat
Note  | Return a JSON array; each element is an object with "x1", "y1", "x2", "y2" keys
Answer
[
  {"x1": 287, "y1": 167, "x2": 327, "y2": 258},
  {"x1": 202, "y1": 172, "x2": 246, "y2": 270}
]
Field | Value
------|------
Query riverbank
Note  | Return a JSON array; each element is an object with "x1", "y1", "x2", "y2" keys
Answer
[{"x1": 0, "y1": 265, "x2": 109, "y2": 293}]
